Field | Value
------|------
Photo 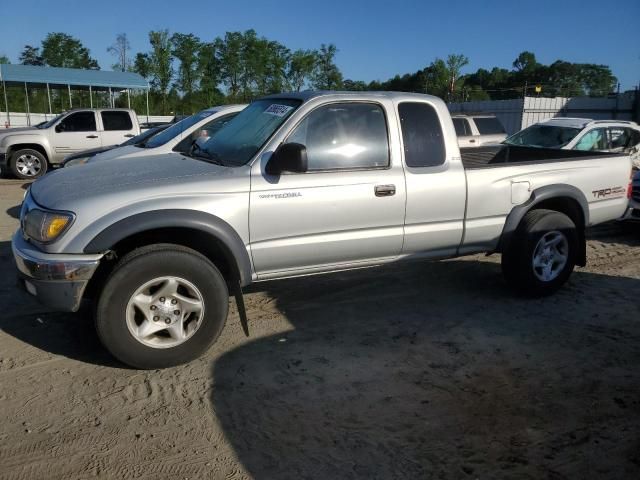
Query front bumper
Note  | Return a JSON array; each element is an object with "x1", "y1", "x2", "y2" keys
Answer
[{"x1": 11, "y1": 231, "x2": 103, "y2": 312}]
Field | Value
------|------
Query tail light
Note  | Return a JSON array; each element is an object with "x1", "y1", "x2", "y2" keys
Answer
[{"x1": 628, "y1": 169, "x2": 634, "y2": 199}]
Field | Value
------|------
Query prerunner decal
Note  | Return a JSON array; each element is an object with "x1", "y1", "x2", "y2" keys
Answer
[{"x1": 264, "y1": 104, "x2": 293, "y2": 117}]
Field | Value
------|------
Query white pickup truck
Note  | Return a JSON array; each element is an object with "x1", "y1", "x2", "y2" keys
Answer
[
  {"x1": 12, "y1": 91, "x2": 633, "y2": 368},
  {"x1": 0, "y1": 108, "x2": 140, "y2": 179}
]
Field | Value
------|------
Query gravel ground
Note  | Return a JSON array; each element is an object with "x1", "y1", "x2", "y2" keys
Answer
[{"x1": 1, "y1": 178, "x2": 639, "y2": 479}]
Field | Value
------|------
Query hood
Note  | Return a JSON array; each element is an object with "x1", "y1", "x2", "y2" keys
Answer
[
  {"x1": 30, "y1": 151, "x2": 248, "y2": 211},
  {"x1": 0, "y1": 126, "x2": 37, "y2": 137},
  {"x1": 89, "y1": 145, "x2": 139, "y2": 162}
]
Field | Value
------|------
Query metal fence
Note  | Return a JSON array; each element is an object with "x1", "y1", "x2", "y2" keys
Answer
[{"x1": 448, "y1": 93, "x2": 638, "y2": 135}]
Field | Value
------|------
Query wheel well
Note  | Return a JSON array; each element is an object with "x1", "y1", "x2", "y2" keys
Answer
[
  {"x1": 530, "y1": 196, "x2": 585, "y2": 229},
  {"x1": 84, "y1": 227, "x2": 239, "y2": 300},
  {"x1": 8, "y1": 144, "x2": 49, "y2": 163}
]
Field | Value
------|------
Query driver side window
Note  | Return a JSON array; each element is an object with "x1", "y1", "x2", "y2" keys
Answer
[
  {"x1": 286, "y1": 102, "x2": 389, "y2": 171},
  {"x1": 574, "y1": 128, "x2": 607, "y2": 151},
  {"x1": 59, "y1": 111, "x2": 97, "y2": 132}
]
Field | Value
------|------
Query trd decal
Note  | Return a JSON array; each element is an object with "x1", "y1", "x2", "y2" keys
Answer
[{"x1": 592, "y1": 186, "x2": 626, "y2": 199}]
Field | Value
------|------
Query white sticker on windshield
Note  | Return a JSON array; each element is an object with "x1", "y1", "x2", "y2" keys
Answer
[{"x1": 264, "y1": 104, "x2": 293, "y2": 117}]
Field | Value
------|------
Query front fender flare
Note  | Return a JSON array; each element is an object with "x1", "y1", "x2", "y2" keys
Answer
[{"x1": 84, "y1": 209, "x2": 252, "y2": 286}]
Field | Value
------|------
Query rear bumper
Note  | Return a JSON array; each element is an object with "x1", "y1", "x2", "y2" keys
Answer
[{"x1": 12, "y1": 231, "x2": 103, "y2": 312}]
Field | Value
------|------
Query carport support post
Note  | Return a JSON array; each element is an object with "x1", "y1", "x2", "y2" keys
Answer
[
  {"x1": 24, "y1": 82, "x2": 31, "y2": 126},
  {"x1": 145, "y1": 88, "x2": 149, "y2": 123},
  {"x1": 108, "y1": 87, "x2": 113, "y2": 108},
  {"x1": 2, "y1": 79, "x2": 9, "y2": 127},
  {"x1": 89, "y1": 85, "x2": 93, "y2": 108},
  {"x1": 46, "y1": 83, "x2": 52, "y2": 117},
  {"x1": 127, "y1": 89, "x2": 130, "y2": 109},
  {"x1": 67, "y1": 84, "x2": 72, "y2": 109}
]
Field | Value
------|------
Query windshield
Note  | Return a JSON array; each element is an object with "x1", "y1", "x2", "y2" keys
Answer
[
  {"x1": 504, "y1": 124, "x2": 582, "y2": 148},
  {"x1": 201, "y1": 99, "x2": 301, "y2": 166},
  {"x1": 142, "y1": 110, "x2": 217, "y2": 149},
  {"x1": 37, "y1": 113, "x2": 65, "y2": 129},
  {"x1": 122, "y1": 126, "x2": 166, "y2": 146}
]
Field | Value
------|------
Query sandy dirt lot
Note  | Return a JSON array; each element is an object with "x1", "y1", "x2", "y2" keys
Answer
[{"x1": 1, "y1": 178, "x2": 639, "y2": 479}]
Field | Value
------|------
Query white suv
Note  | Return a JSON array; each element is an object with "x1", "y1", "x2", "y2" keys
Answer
[
  {"x1": 452, "y1": 115, "x2": 507, "y2": 147},
  {"x1": 504, "y1": 118, "x2": 640, "y2": 168}
]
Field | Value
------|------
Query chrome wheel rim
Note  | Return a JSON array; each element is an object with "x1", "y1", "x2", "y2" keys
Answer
[
  {"x1": 125, "y1": 276, "x2": 205, "y2": 349},
  {"x1": 16, "y1": 154, "x2": 42, "y2": 177},
  {"x1": 532, "y1": 231, "x2": 568, "y2": 282}
]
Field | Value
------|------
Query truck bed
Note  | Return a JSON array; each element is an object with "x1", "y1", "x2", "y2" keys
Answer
[{"x1": 460, "y1": 145, "x2": 622, "y2": 169}]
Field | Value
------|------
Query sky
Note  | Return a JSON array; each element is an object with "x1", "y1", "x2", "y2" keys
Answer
[{"x1": 1, "y1": 0, "x2": 639, "y2": 90}]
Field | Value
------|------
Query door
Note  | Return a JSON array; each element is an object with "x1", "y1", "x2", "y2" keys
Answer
[
  {"x1": 398, "y1": 102, "x2": 467, "y2": 258},
  {"x1": 453, "y1": 117, "x2": 479, "y2": 147},
  {"x1": 250, "y1": 101, "x2": 406, "y2": 277},
  {"x1": 52, "y1": 111, "x2": 101, "y2": 162},
  {"x1": 100, "y1": 111, "x2": 136, "y2": 146}
]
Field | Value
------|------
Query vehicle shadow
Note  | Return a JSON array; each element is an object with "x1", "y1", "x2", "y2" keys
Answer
[
  {"x1": 211, "y1": 259, "x2": 640, "y2": 479},
  {"x1": 587, "y1": 220, "x2": 640, "y2": 247},
  {"x1": 0, "y1": 241, "x2": 121, "y2": 368},
  {"x1": 6, "y1": 205, "x2": 20, "y2": 219}
]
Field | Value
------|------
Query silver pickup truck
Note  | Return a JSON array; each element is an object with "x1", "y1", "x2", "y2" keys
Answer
[
  {"x1": 12, "y1": 91, "x2": 633, "y2": 369},
  {"x1": 0, "y1": 108, "x2": 140, "y2": 179}
]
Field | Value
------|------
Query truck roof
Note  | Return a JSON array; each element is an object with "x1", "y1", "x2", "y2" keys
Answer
[{"x1": 261, "y1": 90, "x2": 444, "y2": 103}]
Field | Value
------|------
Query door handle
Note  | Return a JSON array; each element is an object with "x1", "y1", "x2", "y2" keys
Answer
[
  {"x1": 469, "y1": 139, "x2": 476, "y2": 143},
  {"x1": 124, "y1": 134, "x2": 134, "y2": 138},
  {"x1": 86, "y1": 135, "x2": 98, "y2": 138},
  {"x1": 375, "y1": 184, "x2": 396, "y2": 197}
]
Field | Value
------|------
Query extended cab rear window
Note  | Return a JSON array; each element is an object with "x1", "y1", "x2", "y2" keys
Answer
[
  {"x1": 398, "y1": 102, "x2": 445, "y2": 167},
  {"x1": 101, "y1": 111, "x2": 133, "y2": 131},
  {"x1": 474, "y1": 117, "x2": 505, "y2": 135}
]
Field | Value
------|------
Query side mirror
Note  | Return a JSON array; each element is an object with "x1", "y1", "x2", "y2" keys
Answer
[
  {"x1": 55, "y1": 123, "x2": 65, "y2": 133},
  {"x1": 266, "y1": 143, "x2": 308, "y2": 175}
]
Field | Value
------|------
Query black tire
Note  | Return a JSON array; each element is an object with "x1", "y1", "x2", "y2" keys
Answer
[
  {"x1": 10, "y1": 149, "x2": 48, "y2": 179},
  {"x1": 95, "y1": 244, "x2": 229, "y2": 369},
  {"x1": 501, "y1": 209, "x2": 578, "y2": 296}
]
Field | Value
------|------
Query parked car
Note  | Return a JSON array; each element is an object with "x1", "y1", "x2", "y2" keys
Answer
[
  {"x1": 452, "y1": 114, "x2": 507, "y2": 147},
  {"x1": 0, "y1": 108, "x2": 141, "y2": 179},
  {"x1": 63, "y1": 125, "x2": 170, "y2": 168},
  {"x1": 621, "y1": 170, "x2": 640, "y2": 221},
  {"x1": 12, "y1": 91, "x2": 633, "y2": 369},
  {"x1": 504, "y1": 118, "x2": 640, "y2": 165},
  {"x1": 85, "y1": 105, "x2": 245, "y2": 164}
]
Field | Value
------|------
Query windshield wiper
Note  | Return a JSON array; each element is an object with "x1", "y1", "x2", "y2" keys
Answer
[{"x1": 187, "y1": 147, "x2": 224, "y2": 166}]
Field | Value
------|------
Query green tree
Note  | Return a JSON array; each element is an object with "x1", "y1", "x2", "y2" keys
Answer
[
  {"x1": 40, "y1": 33, "x2": 99, "y2": 69},
  {"x1": 512, "y1": 51, "x2": 538, "y2": 73},
  {"x1": 445, "y1": 54, "x2": 469, "y2": 99},
  {"x1": 171, "y1": 33, "x2": 202, "y2": 110},
  {"x1": 343, "y1": 79, "x2": 368, "y2": 91},
  {"x1": 19, "y1": 46, "x2": 43, "y2": 65},
  {"x1": 579, "y1": 64, "x2": 616, "y2": 96},
  {"x1": 196, "y1": 42, "x2": 223, "y2": 107},
  {"x1": 287, "y1": 49, "x2": 316, "y2": 91},
  {"x1": 0, "y1": 54, "x2": 9, "y2": 64},
  {"x1": 107, "y1": 33, "x2": 131, "y2": 72},
  {"x1": 133, "y1": 53, "x2": 151, "y2": 78},
  {"x1": 148, "y1": 29, "x2": 174, "y2": 113},
  {"x1": 216, "y1": 31, "x2": 245, "y2": 99},
  {"x1": 423, "y1": 59, "x2": 449, "y2": 97},
  {"x1": 312, "y1": 44, "x2": 343, "y2": 90}
]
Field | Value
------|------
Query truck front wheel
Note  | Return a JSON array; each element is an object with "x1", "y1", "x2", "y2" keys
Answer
[
  {"x1": 501, "y1": 209, "x2": 578, "y2": 296},
  {"x1": 95, "y1": 244, "x2": 229, "y2": 369},
  {"x1": 10, "y1": 149, "x2": 48, "y2": 179}
]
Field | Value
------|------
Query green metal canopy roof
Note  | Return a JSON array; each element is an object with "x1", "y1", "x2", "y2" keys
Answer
[{"x1": 0, "y1": 64, "x2": 149, "y2": 89}]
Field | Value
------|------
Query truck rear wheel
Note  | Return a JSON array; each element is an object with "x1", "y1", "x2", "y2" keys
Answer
[
  {"x1": 95, "y1": 244, "x2": 229, "y2": 369},
  {"x1": 501, "y1": 209, "x2": 578, "y2": 296},
  {"x1": 10, "y1": 149, "x2": 48, "y2": 179}
]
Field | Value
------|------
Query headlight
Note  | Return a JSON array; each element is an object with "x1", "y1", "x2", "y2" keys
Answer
[
  {"x1": 23, "y1": 209, "x2": 74, "y2": 243},
  {"x1": 63, "y1": 157, "x2": 89, "y2": 168}
]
